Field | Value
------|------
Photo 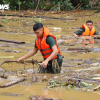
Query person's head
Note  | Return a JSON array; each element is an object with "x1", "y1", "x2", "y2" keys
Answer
[
  {"x1": 33, "y1": 23, "x2": 43, "y2": 37},
  {"x1": 86, "y1": 20, "x2": 93, "y2": 30}
]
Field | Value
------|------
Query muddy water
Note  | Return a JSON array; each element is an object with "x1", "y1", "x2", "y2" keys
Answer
[{"x1": 0, "y1": 10, "x2": 100, "y2": 100}]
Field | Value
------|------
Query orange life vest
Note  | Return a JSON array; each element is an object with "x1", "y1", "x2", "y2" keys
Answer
[
  {"x1": 79, "y1": 24, "x2": 95, "y2": 44},
  {"x1": 36, "y1": 27, "x2": 61, "y2": 59},
  {"x1": 81, "y1": 24, "x2": 95, "y2": 36}
]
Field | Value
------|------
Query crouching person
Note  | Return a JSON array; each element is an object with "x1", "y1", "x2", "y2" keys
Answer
[{"x1": 17, "y1": 23, "x2": 63, "y2": 74}]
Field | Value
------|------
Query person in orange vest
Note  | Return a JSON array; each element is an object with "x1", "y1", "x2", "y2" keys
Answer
[
  {"x1": 73, "y1": 20, "x2": 100, "y2": 44},
  {"x1": 17, "y1": 23, "x2": 63, "y2": 74}
]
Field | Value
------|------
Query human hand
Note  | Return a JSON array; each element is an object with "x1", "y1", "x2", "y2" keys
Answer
[
  {"x1": 41, "y1": 60, "x2": 48, "y2": 68},
  {"x1": 17, "y1": 57, "x2": 24, "y2": 63}
]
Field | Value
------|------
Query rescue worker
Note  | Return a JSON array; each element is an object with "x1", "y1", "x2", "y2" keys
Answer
[
  {"x1": 73, "y1": 20, "x2": 100, "y2": 44},
  {"x1": 17, "y1": 23, "x2": 63, "y2": 74}
]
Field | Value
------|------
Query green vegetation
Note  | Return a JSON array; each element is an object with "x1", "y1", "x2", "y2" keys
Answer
[{"x1": 0, "y1": 0, "x2": 100, "y2": 11}]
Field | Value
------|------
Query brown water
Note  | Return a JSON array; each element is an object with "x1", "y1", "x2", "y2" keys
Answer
[{"x1": 0, "y1": 10, "x2": 100, "y2": 100}]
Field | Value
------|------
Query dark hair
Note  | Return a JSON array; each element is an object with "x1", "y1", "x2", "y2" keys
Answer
[
  {"x1": 33, "y1": 23, "x2": 43, "y2": 31},
  {"x1": 86, "y1": 20, "x2": 93, "y2": 24}
]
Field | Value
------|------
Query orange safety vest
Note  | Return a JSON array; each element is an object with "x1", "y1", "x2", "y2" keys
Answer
[
  {"x1": 36, "y1": 27, "x2": 61, "y2": 59},
  {"x1": 80, "y1": 24, "x2": 95, "y2": 44},
  {"x1": 81, "y1": 24, "x2": 95, "y2": 36}
]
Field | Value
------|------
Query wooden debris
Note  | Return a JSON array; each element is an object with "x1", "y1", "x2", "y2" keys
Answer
[
  {"x1": 0, "y1": 78, "x2": 25, "y2": 88},
  {"x1": 0, "y1": 75, "x2": 7, "y2": 79},
  {"x1": 0, "y1": 92, "x2": 23, "y2": 97},
  {"x1": 0, "y1": 14, "x2": 77, "y2": 21},
  {"x1": 32, "y1": 76, "x2": 37, "y2": 82},
  {"x1": 67, "y1": 48, "x2": 91, "y2": 52},
  {"x1": 64, "y1": 39, "x2": 73, "y2": 44},
  {"x1": 0, "y1": 59, "x2": 42, "y2": 67},
  {"x1": 95, "y1": 25, "x2": 100, "y2": 30},
  {"x1": 30, "y1": 95, "x2": 58, "y2": 100},
  {"x1": 69, "y1": 27, "x2": 80, "y2": 29},
  {"x1": 94, "y1": 35, "x2": 100, "y2": 39},
  {"x1": 0, "y1": 38, "x2": 25, "y2": 44},
  {"x1": 93, "y1": 85, "x2": 100, "y2": 91},
  {"x1": 0, "y1": 24, "x2": 3, "y2": 27},
  {"x1": 62, "y1": 64, "x2": 76, "y2": 67}
]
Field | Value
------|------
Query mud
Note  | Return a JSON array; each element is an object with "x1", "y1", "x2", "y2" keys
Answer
[{"x1": 0, "y1": 10, "x2": 100, "y2": 100}]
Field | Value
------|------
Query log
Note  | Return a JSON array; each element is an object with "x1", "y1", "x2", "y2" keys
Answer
[
  {"x1": 0, "y1": 38, "x2": 25, "y2": 44},
  {"x1": 0, "y1": 13, "x2": 77, "y2": 21},
  {"x1": 0, "y1": 77, "x2": 25, "y2": 88},
  {"x1": 30, "y1": 95, "x2": 57, "y2": 100},
  {"x1": 0, "y1": 59, "x2": 42, "y2": 67},
  {"x1": 67, "y1": 48, "x2": 90, "y2": 51}
]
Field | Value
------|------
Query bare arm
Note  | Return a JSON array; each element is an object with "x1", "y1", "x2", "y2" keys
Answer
[
  {"x1": 73, "y1": 33, "x2": 78, "y2": 37},
  {"x1": 17, "y1": 47, "x2": 38, "y2": 62},
  {"x1": 41, "y1": 45, "x2": 58, "y2": 68}
]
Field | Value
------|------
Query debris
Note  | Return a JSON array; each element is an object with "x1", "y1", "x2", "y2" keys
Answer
[
  {"x1": 81, "y1": 82, "x2": 90, "y2": 87},
  {"x1": 0, "y1": 38, "x2": 25, "y2": 44},
  {"x1": 0, "y1": 24, "x2": 3, "y2": 27},
  {"x1": 64, "y1": 39, "x2": 73, "y2": 44},
  {"x1": 36, "y1": 16, "x2": 77, "y2": 21},
  {"x1": 30, "y1": 95, "x2": 57, "y2": 100},
  {"x1": 95, "y1": 25, "x2": 100, "y2": 30},
  {"x1": 32, "y1": 76, "x2": 37, "y2": 82},
  {"x1": 67, "y1": 48, "x2": 91, "y2": 52},
  {"x1": 47, "y1": 27, "x2": 62, "y2": 32},
  {"x1": 0, "y1": 56, "x2": 14, "y2": 59},
  {"x1": 0, "y1": 59, "x2": 42, "y2": 67},
  {"x1": 84, "y1": 60, "x2": 92, "y2": 64},
  {"x1": 0, "y1": 74, "x2": 7, "y2": 79},
  {"x1": 42, "y1": 76, "x2": 48, "y2": 82},
  {"x1": 0, "y1": 77, "x2": 25, "y2": 88},
  {"x1": 0, "y1": 92, "x2": 23, "y2": 97},
  {"x1": 90, "y1": 63, "x2": 99, "y2": 67},
  {"x1": 92, "y1": 77, "x2": 100, "y2": 80},
  {"x1": 69, "y1": 27, "x2": 80, "y2": 29},
  {"x1": 93, "y1": 85, "x2": 100, "y2": 91}
]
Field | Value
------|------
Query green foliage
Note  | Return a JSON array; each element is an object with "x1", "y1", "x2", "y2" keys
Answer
[
  {"x1": 0, "y1": 0, "x2": 99, "y2": 11},
  {"x1": 51, "y1": 0, "x2": 74, "y2": 11},
  {"x1": 80, "y1": 0, "x2": 90, "y2": 9}
]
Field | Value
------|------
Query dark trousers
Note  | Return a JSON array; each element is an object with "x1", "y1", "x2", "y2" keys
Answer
[{"x1": 39, "y1": 59, "x2": 61, "y2": 74}]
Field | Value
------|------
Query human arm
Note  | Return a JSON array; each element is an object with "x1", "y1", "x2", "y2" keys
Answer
[
  {"x1": 73, "y1": 28, "x2": 85, "y2": 37},
  {"x1": 17, "y1": 47, "x2": 38, "y2": 63},
  {"x1": 73, "y1": 32, "x2": 78, "y2": 37},
  {"x1": 41, "y1": 36, "x2": 58, "y2": 68},
  {"x1": 41, "y1": 45, "x2": 58, "y2": 68},
  {"x1": 94, "y1": 31, "x2": 100, "y2": 35}
]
